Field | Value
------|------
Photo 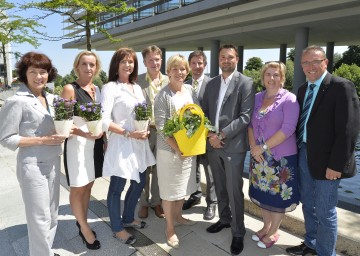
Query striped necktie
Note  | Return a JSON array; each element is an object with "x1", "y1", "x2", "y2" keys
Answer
[
  {"x1": 193, "y1": 80, "x2": 199, "y2": 91},
  {"x1": 297, "y1": 84, "x2": 316, "y2": 146}
]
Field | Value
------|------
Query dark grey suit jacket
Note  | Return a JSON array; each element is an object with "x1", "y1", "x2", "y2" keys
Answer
[{"x1": 202, "y1": 71, "x2": 255, "y2": 153}]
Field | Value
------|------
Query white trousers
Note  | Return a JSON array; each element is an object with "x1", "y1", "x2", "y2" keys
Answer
[{"x1": 17, "y1": 157, "x2": 60, "y2": 256}]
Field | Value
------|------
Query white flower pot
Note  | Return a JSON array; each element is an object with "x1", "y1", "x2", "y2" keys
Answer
[
  {"x1": 86, "y1": 120, "x2": 103, "y2": 136},
  {"x1": 134, "y1": 120, "x2": 149, "y2": 131},
  {"x1": 54, "y1": 120, "x2": 73, "y2": 137}
]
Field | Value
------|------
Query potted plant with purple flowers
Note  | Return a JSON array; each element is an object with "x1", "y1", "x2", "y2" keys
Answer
[
  {"x1": 134, "y1": 101, "x2": 151, "y2": 131},
  {"x1": 77, "y1": 101, "x2": 103, "y2": 136},
  {"x1": 53, "y1": 97, "x2": 77, "y2": 137}
]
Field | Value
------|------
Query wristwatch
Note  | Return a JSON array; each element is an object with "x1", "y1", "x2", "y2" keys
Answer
[
  {"x1": 262, "y1": 143, "x2": 268, "y2": 151},
  {"x1": 123, "y1": 130, "x2": 130, "y2": 138}
]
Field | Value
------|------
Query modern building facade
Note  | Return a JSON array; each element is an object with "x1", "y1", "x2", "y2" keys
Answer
[{"x1": 62, "y1": 0, "x2": 360, "y2": 92}]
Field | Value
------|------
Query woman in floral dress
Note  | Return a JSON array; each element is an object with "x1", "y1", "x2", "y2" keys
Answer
[{"x1": 248, "y1": 61, "x2": 300, "y2": 249}]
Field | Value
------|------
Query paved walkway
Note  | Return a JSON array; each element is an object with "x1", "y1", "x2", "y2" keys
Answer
[{"x1": 1, "y1": 144, "x2": 357, "y2": 256}]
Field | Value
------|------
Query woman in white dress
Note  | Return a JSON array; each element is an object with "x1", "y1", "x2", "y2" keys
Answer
[
  {"x1": 61, "y1": 51, "x2": 104, "y2": 250},
  {"x1": 101, "y1": 47, "x2": 155, "y2": 245},
  {"x1": 154, "y1": 54, "x2": 198, "y2": 249}
]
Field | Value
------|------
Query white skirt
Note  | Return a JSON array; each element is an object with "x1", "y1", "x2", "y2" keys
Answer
[
  {"x1": 65, "y1": 116, "x2": 96, "y2": 187},
  {"x1": 156, "y1": 149, "x2": 196, "y2": 201}
]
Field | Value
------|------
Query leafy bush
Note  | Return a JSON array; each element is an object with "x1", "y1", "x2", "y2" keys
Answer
[
  {"x1": 333, "y1": 63, "x2": 360, "y2": 98},
  {"x1": 243, "y1": 69, "x2": 262, "y2": 92}
]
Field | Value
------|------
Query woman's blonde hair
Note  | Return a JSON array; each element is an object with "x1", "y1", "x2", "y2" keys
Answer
[
  {"x1": 261, "y1": 61, "x2": 287, "y2": 87},
  {"x1": 73, "y1": 51, "x2": 101, "y2": 78},
  {"x1": 166, "y1": 54, "x2": 190, "y2": 75}
]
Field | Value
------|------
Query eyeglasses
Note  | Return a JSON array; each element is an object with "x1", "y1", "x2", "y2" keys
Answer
[{"x1": 301, "y1": 59, "x2": 326, "y2": 67}]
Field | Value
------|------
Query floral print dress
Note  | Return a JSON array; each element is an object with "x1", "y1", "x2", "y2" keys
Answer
[{"x1": 249, "y1": 89, "x2": 300, "y2": 213}]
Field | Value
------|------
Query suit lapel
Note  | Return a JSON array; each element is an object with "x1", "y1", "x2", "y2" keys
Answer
[
  {"x1": 198, "y1": 76, "x2": 208, "y2": 99},
  {"x1": 221, "y1": 72, "x2": 239, "y2": 108}
]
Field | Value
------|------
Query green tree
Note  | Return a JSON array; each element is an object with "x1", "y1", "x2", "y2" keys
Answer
[
  {"x1": 334, "y1": 45, "x2": 360, "y2": 70},
  {"x1": 61, "y1": 70, "x2": 77, "y2": 86},
  {"x1": 243, "y1": 69, "x2": 262, "y2": 92},
  {"x1": 0, "y1": 0, "x2": 42, "y2": 86},
  {"x1": 245, "y1": 57, "x2": 263, "y2": 71},
  {"x1": 287, "y1": 48, "x2": 295, "y2": 61},
  {"x1": 332, "y1": 52, "x2": 342, "y2": 71},
  {"x1": 333, "y1": 63, "x2": 360, "y2": 98},
  {"x1": 98, "y1": 70, "x2": 108, "y2": 84},
  {"x1": 23, "y1": 0, "x2": 136, "y2": 51},
  {"x1": 54, "y1": 74, "x2": 63, "y2": 87},
  {"x1": 285, "y1": 60, "x2": 294, "y2": 92}
]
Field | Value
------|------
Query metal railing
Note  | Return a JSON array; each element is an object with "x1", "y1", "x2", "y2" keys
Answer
[{"x1": 63, "y1": 0, "x2": 203, "y2": 37}]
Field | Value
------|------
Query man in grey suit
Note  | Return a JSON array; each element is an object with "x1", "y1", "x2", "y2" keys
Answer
[
  {"x1": 137, "y1": 45, "x2": 169, "y2": 219},
  {"x1": 182, "y1": 50, "x2": 217, "y2": 221},
  {"x1": 202, "y1": 45, "x2": 255, "y2": 255}
]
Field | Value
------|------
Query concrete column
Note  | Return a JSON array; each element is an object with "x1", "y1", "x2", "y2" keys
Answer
[
  {"x1": 293, "y1": 28, "x2": 309, "y2": 94},
  {"x1": 237, "y1": 46, "x2": 244, "y2": 72},
  {"x1": 326, "y1": 42, "x2": 335, "y2": 72},
  {"x1": 210, "y1": 40, "x2": 220, "y2": 77},
  {"x1": 279, "y1": 44, "x2": 287, "y2": 64},
  {"x1": 161, "y1": 48, "x2": 166, "y2": 74}
]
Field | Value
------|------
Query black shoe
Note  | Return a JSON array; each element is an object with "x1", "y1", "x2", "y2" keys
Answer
[
  {"x1": 230, "y1": 236, "x2": 244, "y2": 255},
  {"x1": 79, "y1": 230, "x2": 101, "y2": 250},
  {"x1": 76, "y1": 221, "x2": 97, "y2": 238},
  {"x1": 54, "y1": 254, "x2": 60, "y2": 256},
  {"x1": 182, "y1": 197, "x2": 201, "y2": 210},
  {"x1": 206, "y1": 220, "x2": 231, "y2": 233},
  {"x1": 203, "y1": 205, "x2": 216, "y2": 220},
  {"x1": 286, "y1": 242, "x2": 317, "y2": 255}
]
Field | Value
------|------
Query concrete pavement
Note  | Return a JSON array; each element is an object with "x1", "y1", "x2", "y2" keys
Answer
[{"x1": 1, "y1": 144, "x2": 358, "y2": 256}]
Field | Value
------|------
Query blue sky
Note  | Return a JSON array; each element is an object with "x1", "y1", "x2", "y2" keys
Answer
[{"x1": 8, "y1": 1, "x2": 347, "y2": 77}]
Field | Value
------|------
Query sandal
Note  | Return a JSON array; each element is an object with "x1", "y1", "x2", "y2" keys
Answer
[
  {"x1": 123, "y1": 220, "x2": 147, "y2": 229},
  {"x1": 113, "y1": 233, "x2": 136, "y2": 245}
]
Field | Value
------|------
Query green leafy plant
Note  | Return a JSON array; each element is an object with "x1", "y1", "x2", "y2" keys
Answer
[
  {"x1": 53, "y1": 97, "x2": 76, "y2": 120},
  {"x1": 134, "y1": 102, "x2": 151, "y2": 121},
  {"x1": 162, "y1": 107, "x2": 215, "y2": 138},
  {"x1": 77, "y1": 102, "x2": 102, "y2": 121}
]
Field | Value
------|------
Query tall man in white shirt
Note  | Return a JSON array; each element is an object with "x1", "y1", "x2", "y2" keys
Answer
[
  {"x1": 183, "y1": 50, "x2": 217, "y2": 220},
  {"x1": 137, "y1": 45, "x2": 169, "y2": 219},
  {"x1": 202, "y1": 45, "x2": 255, "y2": 255}
]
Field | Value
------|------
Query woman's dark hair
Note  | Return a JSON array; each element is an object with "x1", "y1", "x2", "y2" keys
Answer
[
  {"x1": 16, "y1": 52, "x2": 58, "y2": 85},
  {"x1": 108, "y1": 47, "x2": 138, "y2": 84}
]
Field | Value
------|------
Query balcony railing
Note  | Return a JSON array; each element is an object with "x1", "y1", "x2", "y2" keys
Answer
[{"x1": 63, "y1": 0, "x2": 203, "y2": 37}]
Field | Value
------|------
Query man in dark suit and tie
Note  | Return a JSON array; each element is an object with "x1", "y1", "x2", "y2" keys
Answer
[
  {"x1": 286, "y1": 45, "x2": 360, "y2": 256},
  {"x1": 202, "y1": 45, "x2": 255, "y2": 255},
  {"x1": 182, "y1": 50, "x2": 217, "y2": 221}
]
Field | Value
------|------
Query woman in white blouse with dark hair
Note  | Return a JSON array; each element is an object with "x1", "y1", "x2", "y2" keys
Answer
[{"x1": 101, "y1": 47, "x2": 155, "y2": 245}]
